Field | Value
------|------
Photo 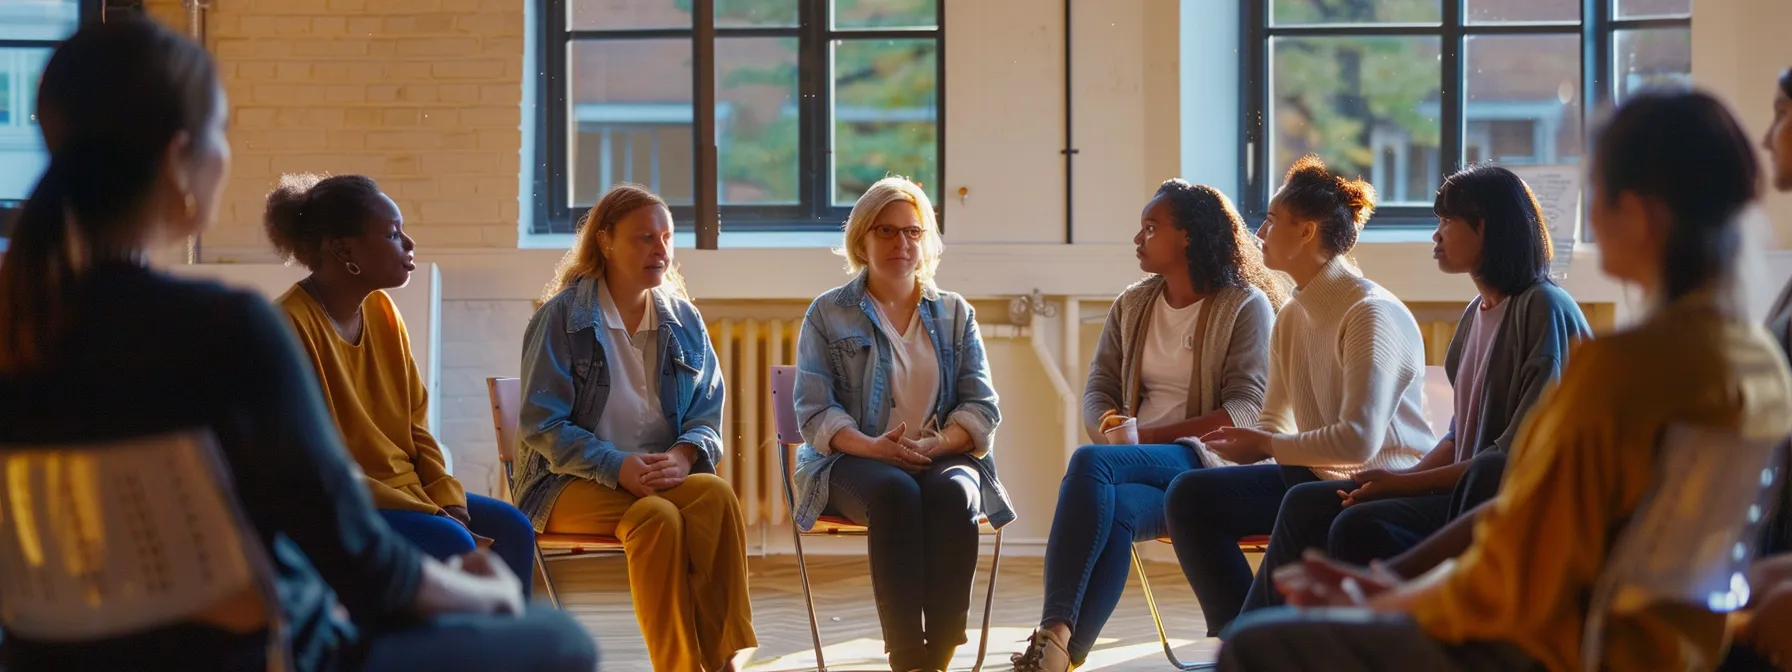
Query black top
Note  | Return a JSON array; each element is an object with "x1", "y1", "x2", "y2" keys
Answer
[{"x1": 0, "y1": 262, "x2": 423, "y2": 671}]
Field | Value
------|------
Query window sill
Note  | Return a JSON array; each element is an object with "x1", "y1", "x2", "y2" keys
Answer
[{"x1": 519, "y1": 229, "x2": 842, "y2": 251}]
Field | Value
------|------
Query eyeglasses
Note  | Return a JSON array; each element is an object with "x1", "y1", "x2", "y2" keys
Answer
[{"x1": 872, "y1": 225, "x2": 927, "y2": 241}]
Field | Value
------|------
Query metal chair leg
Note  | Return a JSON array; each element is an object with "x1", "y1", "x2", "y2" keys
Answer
[
  {"x1": 1132, "y1": 544, "x2": 1215, "y2": 671},
  {"x1": 969, "y1": 529, "x2": 1003, "y2": 672},
  {"x1": 791, "y1": 521, "x2": 828, "y2": 672},
  {"x1": 534, "y1": 542, "x2": 561, "y2": 609}
]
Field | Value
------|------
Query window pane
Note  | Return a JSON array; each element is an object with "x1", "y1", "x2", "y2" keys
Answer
[
  {"x1": 832, "y1": 38, "x2": 938, "y2": 206},
  {"x1": 0, "y1": 48, "x2": 54, "y2": 201},
  {"x1": 568, "y1": 40, "x2": 694, "y2": 207},
  {"x1": 717, "y1": 0, "x2": 798, "y2": 28},
  {"x1": 1269, "y1": 36, "x2": 1441, "y2": 207},
  {"x1": 1, "y1": 2, "x2": 77, "y2": 202},
  {"x1": 0, "y1": 1, "x2": 78, "y2": 40},
  {"x1": 1614, "y1": 27, "x2": 1691, "y2": 103},
  {"x1": 1465, "y1": 35, "x2": 1582, "y2": 166},
  {"x1": 832, "y1": 0, "x2": 938, "y2": 30},
  {"x1": 1466, "y1": 0, "x2": 1577, "y2": 23},
  {"x1": 1271, "y1": 0, "x2": 1439, "y2": 26},
  {"x1": 718, "y1": 38, "x2": 798, "y2": 205},
  {"x1": 569, "y1": 0, "x2": 690, "y2": 31},
  {"x1": 1614, "y1": 0, "x2": 1691, "y2": 19}
]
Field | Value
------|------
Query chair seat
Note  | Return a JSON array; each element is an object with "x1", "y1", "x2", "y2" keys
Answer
[
  {"x1": 1153, "y1": 534, "x2": 1270, "y2": 552},
  {"x1": 803, "y1": 514, "x2": 998, "y2": 535},
  {"x1": 536, "y1": 533, "x2": 625, "y2": 553}
]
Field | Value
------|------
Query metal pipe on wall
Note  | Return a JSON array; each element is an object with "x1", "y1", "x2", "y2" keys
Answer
[{"x1": 183, "y1": 0, "x2": 209, "y2": 264}]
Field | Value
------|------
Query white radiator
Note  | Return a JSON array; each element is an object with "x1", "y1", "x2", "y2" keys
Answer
[{"x1": 708, "y1": 317, "x2": 803, "y2": 527}]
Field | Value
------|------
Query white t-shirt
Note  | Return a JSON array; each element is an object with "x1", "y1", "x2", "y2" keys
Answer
[
  {"x1": 593, "y1": 281, "x2": 676, "y2": 455},
  {"x1": 872, "y1": 301, "x2": 941, "y2": 439},
  {"x1": 1135, "y1": 295, "x2": 1205, "y2": 425}
]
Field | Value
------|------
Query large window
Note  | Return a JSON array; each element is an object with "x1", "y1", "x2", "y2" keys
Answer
[
  {"x1": 536, "y1": 0, "x2": 944, "y2": 235},
  {"x1": 0, "y1": 1, "x2": 84, "y2": 202},
  {"x1": 1243, "y1": 0, "x2": 1691, "y2": 225}
]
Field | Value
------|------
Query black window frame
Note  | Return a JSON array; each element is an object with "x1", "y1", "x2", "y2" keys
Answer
[
  {"x1": 0, "y1": 0, "x2": 106, "y2": 241},
  {"x1": 1239, "y1": 0, "x2": 1692, "y2": 229},
  {"x1": 533, "y1": 0, "x2": 947, "y2": 238}
]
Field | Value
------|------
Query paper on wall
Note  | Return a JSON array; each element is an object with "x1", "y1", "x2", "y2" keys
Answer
[{"x1": 1505, "y1": 165, "x2": 1581, "y2": 280}]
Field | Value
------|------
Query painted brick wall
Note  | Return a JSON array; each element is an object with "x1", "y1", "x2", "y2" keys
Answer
[
  {"x1": 136, "y1": 1, "x2": 529, "y2": 493},
  {"x1": 438, "y1": 298, "x2": 535, "y2": 497},
  {"x1": 151, "y1": 0, "x2": 524, "y2": 257}
]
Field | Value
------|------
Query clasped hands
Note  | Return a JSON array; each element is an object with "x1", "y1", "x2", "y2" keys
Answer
[{"x1": 618, "y1": 443, "x2": 700, "y2": 498}]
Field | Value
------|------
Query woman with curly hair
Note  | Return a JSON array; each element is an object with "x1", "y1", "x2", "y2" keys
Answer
[{"x1": 1010, "y1": 180, "x2": 1287, "y2": 671}]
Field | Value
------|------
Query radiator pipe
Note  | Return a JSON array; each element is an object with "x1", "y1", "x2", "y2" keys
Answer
[
  {"x1": 1061, "y1": 0, "x2": 1076, "y2": 244},
  {"x1": 1024, "y1": 311, "x2": 1079, "y2": 467},
  {"x1": 183, "y1": 0, "x2": 209, "y2": 264}
]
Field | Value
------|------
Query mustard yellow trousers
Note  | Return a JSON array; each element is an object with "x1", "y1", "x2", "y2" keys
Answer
[{"x1": 546, "y1": 473, "x2": 757, "y2": 671}]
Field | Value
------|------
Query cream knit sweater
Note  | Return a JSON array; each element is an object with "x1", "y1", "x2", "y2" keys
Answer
[{"x1": 1261, "y1": 256, "x2": 1433, "y2": 479}]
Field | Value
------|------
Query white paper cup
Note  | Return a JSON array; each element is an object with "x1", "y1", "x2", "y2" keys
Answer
[{"x1": 1102, "y1": 417, "x2": 1140, "y2": 445}]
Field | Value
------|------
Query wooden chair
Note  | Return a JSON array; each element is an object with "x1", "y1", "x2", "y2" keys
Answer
[
  {"x1": 0, "y1": 430, "x2": 291, "y2": 672},
  {"x1": 1581, "y1": 427, "x2": 1785, "y2": 671},
  {"x1": 486, "y1": 376, "x2": 625, "y2": 609},
  {"x1": 768, "y1": 364, "x2": 1004, "y2": 672}
]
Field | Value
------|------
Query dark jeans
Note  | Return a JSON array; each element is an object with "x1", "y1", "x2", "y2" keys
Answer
[
  {"x1": 379, "y1": 494, "x2": 537, "y2": 599},
  {"x1": 1218, "y1": 607, "x2": 1542, "y2": 672},
  {"x1": 1039, "y1": 443, "x2": 1202, "y2": 663},
  {"x1": 1328, "y1": 493, "x2": 1454, "y2": 566},
  {"x1": 1327, "y1": 449, "x2": 1509, "y2": 566},
  {"x1": 1164, "y1": 464, "x2": 1319, "y2": 636},
  {"x1": 2, "y1": 606, "x2": 598, "y2": 672},
  {"x1": 826, "y1": 453, "x2": 982, "y2": 672},
  {"x1": 1237, "y1": 478, "x2": 1357, "y2": 614},
  {"x1": 351, "y1": 606, "x2": 597, "y2": 671}
]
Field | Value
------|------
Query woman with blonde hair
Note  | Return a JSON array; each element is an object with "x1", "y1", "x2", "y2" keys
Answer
[
  {"x1": 515, "y1": 184, "x2": 755, "y2": 671},
  {"x1": 793, "y1": 176, "x2": 1010, "y2": 672}
]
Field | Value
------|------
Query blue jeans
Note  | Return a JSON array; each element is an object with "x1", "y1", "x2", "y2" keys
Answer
[
  {"x1": 1040, "y1": 443, "x2": 1202, "y2": 664},
  {"x1": 1164, "y1": 464, "x2": 1320, "y2": 636},
  {"x1": 380, "y1": 494, "x2": 537, "y2": 598}
]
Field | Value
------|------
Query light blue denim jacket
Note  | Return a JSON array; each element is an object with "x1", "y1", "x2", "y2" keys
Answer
[
  {"x1": 792, "y1": 273, "x2": 1013, "y2": 532},
  {"x1": 512, "y1": 276, "x2": 725, "y2": 531}
]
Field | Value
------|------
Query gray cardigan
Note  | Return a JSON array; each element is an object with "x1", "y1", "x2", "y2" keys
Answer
[
  {"x1": 1443, "y1": 281, "x2": 1592, "y2": 456},
  {"x1": 1082, "y1": 277, "x2": 1275, "y2": 441}
]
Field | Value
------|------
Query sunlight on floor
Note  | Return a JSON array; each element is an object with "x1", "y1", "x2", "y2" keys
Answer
[{"x1": 744, "y1": 627, "x2": 1218, "y2": 671}]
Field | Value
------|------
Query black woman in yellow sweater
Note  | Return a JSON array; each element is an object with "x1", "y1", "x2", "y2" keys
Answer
[
  {"x1": 264, "y1": 173, "x2": 539, "y2": 594},
  {"x1": 1217, "y1": 90, "x2": 1792, "y2": 672}
]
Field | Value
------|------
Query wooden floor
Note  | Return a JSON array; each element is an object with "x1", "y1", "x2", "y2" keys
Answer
[{"x1": 539, "y1": 552, "x2": 1222, "y2": 671}]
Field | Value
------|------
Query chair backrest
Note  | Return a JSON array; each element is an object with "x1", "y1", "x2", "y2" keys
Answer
[
  {"x1": 770, "y1": 365, "x2": 801, "y2": 446},
  {"x1": 1421, "y1": 365, "x2": 1453, "y2": 438},
  {"x1": 487, "y1": 377, "x2": 522, "y2": 465},
  {"x1": 1581, "y1": 425, "x2": 1785, "y2": 670},
  {"x1": 0, "y1": 430, "x2": 279, "y2": 649}
]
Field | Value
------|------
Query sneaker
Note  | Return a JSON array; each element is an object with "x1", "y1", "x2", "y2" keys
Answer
[{"x1": 1009, "y1": 629, "x2": 1073, "y2": 672}]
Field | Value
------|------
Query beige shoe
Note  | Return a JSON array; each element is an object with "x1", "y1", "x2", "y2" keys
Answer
[{"x1": 1009, "y1": 629, "x2": 1073, "y2": 672}]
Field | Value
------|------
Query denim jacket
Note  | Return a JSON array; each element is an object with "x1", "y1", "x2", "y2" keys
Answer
[
  {"x1": 512, "y1": 276, "x2": 725, "y2": 531},
  {"x1": 792, "y1": 273, "x2": 1013, "y2": 531}
]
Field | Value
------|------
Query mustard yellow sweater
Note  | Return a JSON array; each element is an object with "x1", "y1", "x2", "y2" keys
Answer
[
  {"x1": 279, "y1": 286, "x2": 465, "y2": 514},
  {"x1": 1410, "y1": 295, "x2": 1792, "y2": 672}
]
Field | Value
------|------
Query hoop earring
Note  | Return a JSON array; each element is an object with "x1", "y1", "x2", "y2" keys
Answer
[{"x1": 346, "y1": 262, "x2": 362, "y2": 276}]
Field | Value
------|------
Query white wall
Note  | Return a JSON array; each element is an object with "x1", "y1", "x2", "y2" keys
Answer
[{"x1": 1693, "y1": 0, "x2": 1792, "y2": 246}]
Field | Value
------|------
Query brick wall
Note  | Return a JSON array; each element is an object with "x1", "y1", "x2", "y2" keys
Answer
[
  {"x1": 135, "y1": 1, "x2": 530, "y2": 494},
  {"x1": 438, "y1": 299, "x2": 535, "y2": 497},
  {"x1": 151, "y1": 0, "x2": 524, "y2": 257}
]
